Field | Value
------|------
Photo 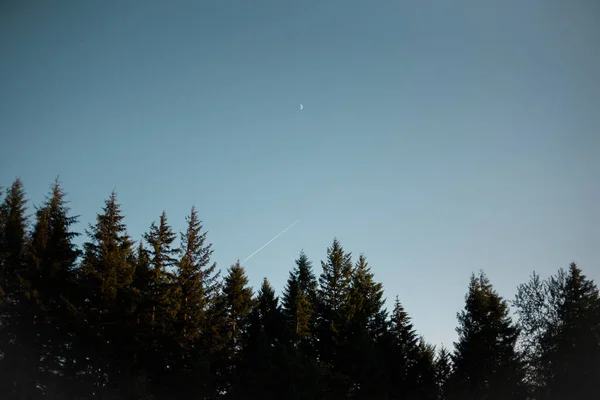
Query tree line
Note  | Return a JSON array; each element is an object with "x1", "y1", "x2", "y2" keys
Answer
[{"x1": 0, "y1": 177, "x2": 599, "y2": 399}]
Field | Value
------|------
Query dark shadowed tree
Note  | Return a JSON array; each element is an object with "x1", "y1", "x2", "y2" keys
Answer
[
  {"x1": 346, "y1": 254, "x2": 388, "y2": 399},
  {"x1": 0, "y1": 179, "x2": 34, "y2": 398},
  {"x1": 281, "y1": 250, "x2": 318, "y2": 352},
  {"x1": 236, "y1": 277, "x2": 288, "y2": 399},
  {"x1": 214, "y1": 261, "x2": 254, "y2": 395},
  {"x1": 172, "y1": 206, "x2": 219, "y2": 399},
  {"x1": 435, "y1": 346, "x2": 452, "y2": 400},
  {"x1": 142, "y1": 211, "x2": 181, "y2": 395},
  {"x1": 448, "y1": 271, "x2": 527, "y2": 400},
  {"x1": 384, "y1": 296, "x2": 420, "y2": 400},
  {"x1": 28, "y1": 178, "x2": 82, "y2": 395},
  {"x1": 79, "y1": 190, "x2": 136, "y2": 393},
  {"x1": 515, "y1": 263, "x2": 600, "y2": 400},
  {"x1": 315, "y1": 238, "x2": 355, "y2": 397}
]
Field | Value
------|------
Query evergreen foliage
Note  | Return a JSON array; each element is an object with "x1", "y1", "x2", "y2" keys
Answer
[
  {"x1": 448, "y1": 271, "x2": 528, "y2": 400},
  {"x1": 0, "y1": 178, "x2": 598, "y2": 399}
]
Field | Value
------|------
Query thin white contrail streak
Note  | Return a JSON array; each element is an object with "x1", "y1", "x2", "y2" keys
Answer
[{"x1": 241, "y1": 220, "x2": 300, "y2": 265}]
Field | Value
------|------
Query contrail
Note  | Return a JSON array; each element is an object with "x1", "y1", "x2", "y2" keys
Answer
[{"x1": 241, "y1": 220, "x2": 300, "y2": 265}]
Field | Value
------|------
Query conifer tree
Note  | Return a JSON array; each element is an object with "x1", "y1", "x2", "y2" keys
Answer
[
  {"x1": 435, "y1": 346, "x2": 452, "y2": 400},
  {"x1": 316, "y1": 238, "x2": 354, "y2": 366},
  {"x1": 281, "y1": 250, "x2": 318, "y2": 348},
  {"x1": 175, "y1": 206, "x2": 218, "y2": 347},
  {"x1": 0, "y1": 179, "x2": 33, "y2": 397},
  {"x1": 547, "y1": 263, "x2": 600, "y2": 400},
  {"x1": 220, "y1": 261, "x2": 253, "y2": 353},
  {"x1": 414, "y1": 338, "x2": 438, "y2": 400},
  {"x1": 128, "y1": 239, "x2": 155, "y2": 395},
  {"x1": 144, "y1": 211, "x2": 180, "y2": 330},
  {"x1": 172, "y1": 206, "x2": 219, "y2": 399},
  {"x1": 346, "y1": 254, "x2": 388, "y2": 398},
  {"x1": 385, "y1": 296, "x2": 420, "y2": 399},
  {"x1": 515, "y1": 263, "x2": 600, "y2": 400},
  {"x1": 237, "y1": 278, "x2": 287, "y2": 399},
  {"x1": 28, "y1": 178, "x2": 82, "y2": 391},
  {"x1": 215, "y1": 261, "x2": 254, "y2": 394},
  {"x1": 79, "y1": 190, "x2": 136, "y2": 392},
  {"x1": 142, "y1": 211, "x2": 181, "y2": 386},
  {"x1": 0, "y1": 179, "x2": 28, "y2": 308},
  {"x1": 448, "y1": 271, "x2": 527, "y2": 400},
  {"x1": 349, "y1": 254, "x2": 387, "y2": 340}
]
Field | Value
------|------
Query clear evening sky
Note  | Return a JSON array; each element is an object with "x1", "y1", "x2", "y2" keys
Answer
[{"x1": 1, "y1": 0, "x2": 599, "y2": 349}]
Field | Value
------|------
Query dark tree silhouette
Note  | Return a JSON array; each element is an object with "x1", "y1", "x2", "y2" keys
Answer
[{"x1": 1, "y1": 177, "x2": 598, "y2": 400}]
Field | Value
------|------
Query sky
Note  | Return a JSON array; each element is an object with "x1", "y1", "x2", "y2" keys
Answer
[{"x1": 1, "y1": 0, "x2": 599, "y2": 350}]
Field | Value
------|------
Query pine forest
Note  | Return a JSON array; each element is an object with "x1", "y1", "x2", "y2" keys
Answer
[{"x1": 1, "y1": 177, "x2": 599, "y2": 400}]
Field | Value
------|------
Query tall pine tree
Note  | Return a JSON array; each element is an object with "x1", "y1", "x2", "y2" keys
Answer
[
  {"x1": 0, "y1": 179, "x2": 33, "y2": 398},
  {"x1": 172, "y1": 206, "x2": 219, "y2": 399},
  {"x1": 316, "y1": 238, "x2": 354, "y2": 365},
  {"x1": 346, "y1": 254, "x2": 388, "y2": 399},
  {"x1": 141, "y1": 211, "x2": 181, "y2": 394},
  {"x1": 214, "y1": 261, "x2": 254, "y2": 395},
  {"x1": 79, "y1": 190, "x2": 136, "y2": 393},
  {"x1": 515, "y1": 263, "x2": 600, "y2": 400},
  {"x1": 281, "y1": 250, "x2": 318, "y2": 350},
  {"x1": 28, "y1": 178, "x2": 82, "y2": 395},
  {"x1": 385, "y1": 296, "x2": 420, "y2": 400},
  {"x1": 448, "y1": 271, "x2": 527, "y2": 400}
]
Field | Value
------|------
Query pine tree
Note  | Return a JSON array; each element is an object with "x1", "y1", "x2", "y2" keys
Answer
[
  {"x1": 385, "y1": 296, "x2": 420, "y2": 400},
  {"x1": 448, "y1": 271, "x2": 527, "y2": 400},
  {"x1": 435, "y1": 346, "x2": 452, "y2": 400},
  {"x1": 237, "y1": 278, "x2": 287, "y2": 399},
  {"x1": 0, "y1": 179, "x2": 34, "y2": 397},
  {"x1": 79, "y1": 190, "x2": 136, "y2": 393},
  {"x1": 142, "y1": 211, "x2": 181, "y2": 387},
  {"x1": 0, "y1": 179, "x2": 29, "y2": 307},
  {"x1": 144, "y1": 211, "x2": 180, "y2": 330},
  {"x1": 550, "y1": 263, "x2": 600, "y2": 399},
  {"x1": 128, "y1": 240, "x2": 155, "y2": 396},
  {"x1": 316, "y1": 238, "x2": 354, "y2": 365},
  {"x1": 172, "y1": 206, "x2": 219, "y2": 399},
  {"x1": 414, "y1": 337, "x2": 438, "y2": 400},
  {"x1": 215, "y1": 261, "x2": 254, "y2": 395},
  {"x1": 346, "y1": 254, "x2": 388, "y2": 399},
  {"x1": 281, "y1": 250, "x2": 318, "y2": 348},
  {"x1": 28, "y1": 178, "x2": 82, "y2": 393},
  {"x1": 175, "y1": 206, "x2": 218, "y2": 347},
  {"x1": 517, "y1": 263, "x2": 600, "y2": 400}
]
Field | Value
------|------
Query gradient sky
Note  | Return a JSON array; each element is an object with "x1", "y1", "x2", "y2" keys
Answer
[{"x1": 1, "y1": 0, "x2": 599, "y2": 350}]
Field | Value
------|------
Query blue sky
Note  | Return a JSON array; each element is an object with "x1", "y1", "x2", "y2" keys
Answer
[{"x1": 1, "y1": 0, "x2": 599, "y2": 350}]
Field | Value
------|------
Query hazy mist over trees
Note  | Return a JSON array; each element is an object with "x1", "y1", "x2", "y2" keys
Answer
[{"x1": 1, "y1": 178, "x2": 599, "y2": 399}]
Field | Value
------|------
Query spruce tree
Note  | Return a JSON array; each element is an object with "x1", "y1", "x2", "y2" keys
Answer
[
  {"x1": 414, "y1": 337, "x2": 438, "y2": 400},
  {"x1": 143, "y1": 211, "x2": 179, "y2": 332},
  {"x1": 28, "y1": 178, "x2": 82, "y2": 392},
  {"x1": 316, "y1": 238, "x2": 354, "y2": 366},
  {"x1": 448, "y1": 271, "x2": 527, "y2": 400},
  {"x1": 435, "y1": 346, "x2": 452, "y2": 400},
  {"x1": 281, "y1": 250, "x2": 318, "y2": 348},
  {"x1": 346, "y1": 254, "x2": 388, "y2": 399},
  {"x1": 385, "y1": 296, "x2": 420, "y2": 400},
  {"x1": 173, "y1": 206, "x2": 219, "y2": 399},
  {"x1": 547, "y1": 263, "x2": 600, "y2": 399},
  {"x1": 0, "y1": 179, "x2": 33, "y2": 397},
  {"x1": 79, "y1": 190, "x2": 136, "y2": 392},
  {"x1": 175, "y1": 206, "x2": 218, "y2": 347},
  {"x1": 215, "y1": 261, "x2": 254, "y2": 395},
  {"x1": 515, "y1": 263, "x2": 600, "y2": 400},
  {"x1": 0, "y1": 179, "x2": 29, "y2": 308},
  {"x1": 142, "y1": 211, "x2": 181, "y2": 387},
  {"x1": 237, "y1": 278, "x2": 287, "y2": 399}
]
